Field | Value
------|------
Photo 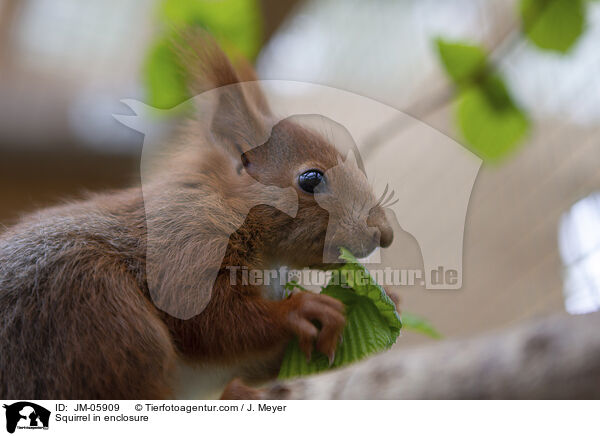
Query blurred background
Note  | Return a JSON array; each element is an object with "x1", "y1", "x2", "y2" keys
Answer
[{"x1": 1, "y1": 0, "x2": 600, "y2": 347}]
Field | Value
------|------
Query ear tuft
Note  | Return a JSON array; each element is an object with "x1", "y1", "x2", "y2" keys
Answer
[
  {"x1": 172, "y1": 28, "x2": 272, "y2": 156},
  {"x1": 171, "y1": 28, "x2": 240, "y2": 96}
]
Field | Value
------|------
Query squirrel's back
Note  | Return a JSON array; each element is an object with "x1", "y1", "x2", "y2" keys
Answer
[
  {"x1": 0, "y1": 188, "x2": 146, "y2": 296},
  {"x1": 0, "y1": 188, "x2": 179, "y2": 399}
]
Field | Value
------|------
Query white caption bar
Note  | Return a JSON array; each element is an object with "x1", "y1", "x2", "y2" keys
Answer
[{"x1": 1, "y1": 400, "x2": 597, "y2": 436}]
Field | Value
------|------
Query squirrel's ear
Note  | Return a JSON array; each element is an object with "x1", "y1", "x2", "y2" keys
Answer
[
  {"x1": 344, "y1": 149, "x2": 359, "y2": 167},
  {"x1": 174, "y1": 29, "x2": 271, "y2": 158}
]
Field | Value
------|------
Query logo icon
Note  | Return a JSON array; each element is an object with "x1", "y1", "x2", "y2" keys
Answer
[
  {"x1": 3, "y1": 402, "x2": 50, "y2": 434},
  {"x1": 115, "y1": 80, "x2": 481, "y2": 320}
]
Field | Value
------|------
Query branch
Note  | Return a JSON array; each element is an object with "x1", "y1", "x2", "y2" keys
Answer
[
  {"x1": 361, "y1": 23, "x2": 523, "y2": 160},
  {"x1": 261, "y1": 311, "x2": 600, "y2": 399}
]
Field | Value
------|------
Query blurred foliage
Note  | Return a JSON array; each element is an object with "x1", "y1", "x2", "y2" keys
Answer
[
  {"x1": 456, "y1": 75, "x2": 529, "y2": 161},
  {"x1": 437, "y1": 0, "x2": 595, "y2": 162},
  {"x1": 143, "y1": 0, "x2": 263, "y2": 109},
  {"x1": 436, "y1": 39, "x2": 487, "y2": 84},
  {"x1": 401, "y1": 312, "x2": 442, "y2": 339},
  {"x1": 520, "y1": 0, "x2": 585, "y2": 53},
  {"x1": 437, "y1": 39, "x2": 529, "y2": 162}
]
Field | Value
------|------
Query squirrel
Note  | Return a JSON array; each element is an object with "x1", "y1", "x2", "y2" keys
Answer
[{"x1": 0, "y1": 34, "x2": 395, "y2": 400}]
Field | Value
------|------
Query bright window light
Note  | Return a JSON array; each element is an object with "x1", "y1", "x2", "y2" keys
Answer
[{"x1": 558, "y1": 192, "x2": 600, "y2": 314}]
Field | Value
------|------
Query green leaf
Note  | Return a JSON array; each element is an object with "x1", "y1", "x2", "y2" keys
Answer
[
  {"x1": 143, "y1": 0, "x2": 263, "y2": 109},
  {"x1": 434, "y1": 38, "x2": 530, "y2": 161},
  {"x1": 278, "y1": 288, "x2": 397, "y2": 379},
  {"x1": 337, "y1": 248, "x2": 402, "y2": 336},
  {"x1": 436, "y1": 38, "x2": 488, "y2": 84},
  {"x1": 455, "y1": 75, "x2": 530, "y2": 162},
  {"x1": 278, "y1": 290, "x2": 396, "y2": 379},
  {"x1": 401, "y1": 312, "x2": 442, "y2": 339},
  {"x1": 278, "y1": 248, "x2": 402, "y2": 379},
  {"x1": 520, "y1": 0, "x2": 585, "y2": 53}
]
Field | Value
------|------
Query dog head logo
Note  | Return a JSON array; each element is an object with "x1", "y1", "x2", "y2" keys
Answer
[
  {"x1": 3, "y1": 402, "x2": 50, "y2": 434},
  {"x1": 115, "y1": 80, "x2": 481, "y2": 319}
]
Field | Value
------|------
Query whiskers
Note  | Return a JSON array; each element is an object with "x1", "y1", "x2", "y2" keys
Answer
[{"x1": 374, "y1": 183, "x2": 398, "y2": 209}]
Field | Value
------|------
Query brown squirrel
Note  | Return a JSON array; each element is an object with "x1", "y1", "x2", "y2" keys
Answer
[{"x1": 0, "y1": 35, "x2": 394, "y2": 399}]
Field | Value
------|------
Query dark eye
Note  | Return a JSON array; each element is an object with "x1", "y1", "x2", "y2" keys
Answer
[{"x1": 298, "y1": 169, "x2": 325, "y2": 194}]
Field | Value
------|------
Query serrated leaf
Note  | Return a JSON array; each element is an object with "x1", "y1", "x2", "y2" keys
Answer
[
  {"x1": 520, "y1": 0, "x2": 585, "y2": 53},
  {"x1": 455, "y1": 75, "x2": 529, "y2": 162},
  {"x1": 401, "y1": 312, "x2": 442, "y2": 339},
  {"x1": 278, "y1": 248, "x2": 402, "y2": 379},
  {"x1": 337, "y1": 247, "x2": 402, "y2": 335},
  {"x1": 278, "y1": 291, "x2": 396, "y2": 379},
  {"x1": 278, "y1": 249, "x2": 442, "y2": 379},
  {"x1": 435, "y1": 38, "x2": 488, "y2": 84}
]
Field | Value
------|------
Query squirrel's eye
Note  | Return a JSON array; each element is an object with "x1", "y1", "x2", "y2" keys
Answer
[{"x1": 298, "y1": 169, "x2": 324, "y2": 194}]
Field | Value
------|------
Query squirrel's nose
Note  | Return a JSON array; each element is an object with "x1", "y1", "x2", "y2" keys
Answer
[
  {"x1": 367, "y1": 206, "x2": 394, "y2": 248},
  {"x1": 377, "y1": 222, "x2": 394, "y2": 248}
]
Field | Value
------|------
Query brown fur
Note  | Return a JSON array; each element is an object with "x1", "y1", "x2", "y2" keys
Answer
[{"x1": 0, "y1": 34, "x2": 393, "y2": 399}]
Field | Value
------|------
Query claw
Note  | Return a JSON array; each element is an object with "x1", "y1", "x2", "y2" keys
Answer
[
  {"x1": 300, "y1": 343, "x2": 313, "y2": 363},
  {"x1": 328, "y1": 350, "x2": 336, "y2": 366}
]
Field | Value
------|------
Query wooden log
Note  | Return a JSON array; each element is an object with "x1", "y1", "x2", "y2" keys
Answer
[{"x1": 260, "y1": 312, "x2": 600, "y2": 399}]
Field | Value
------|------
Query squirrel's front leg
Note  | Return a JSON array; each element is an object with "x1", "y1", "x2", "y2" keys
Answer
[
  {"x1": 219, "y1": 288, "x2": 397, "y2": 400},
  {"x1": 278, "y1": 290, "x2": 346, "y2": 363},
  {"x1": 217, "y1": 290, "x2": 345, "y2": 400},
  {"x1": 164, "y1": 274, "x2": 346, "y2": 367}
]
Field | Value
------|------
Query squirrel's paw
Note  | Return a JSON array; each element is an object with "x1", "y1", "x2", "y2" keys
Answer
[{"x1": 284, "y1": 292, "x2": 346, "y2": 365}]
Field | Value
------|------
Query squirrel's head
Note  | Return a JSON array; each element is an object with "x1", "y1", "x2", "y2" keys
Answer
[
  {"x1": 240, "y1": 115, "x2": 394, "y2": 268},
  {"x1": 165, "y1": 31, "x2": 394, "y2": 268}
]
